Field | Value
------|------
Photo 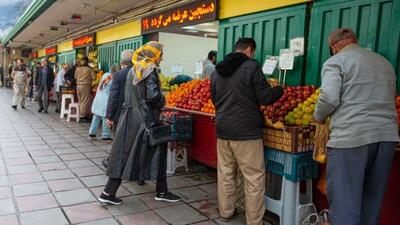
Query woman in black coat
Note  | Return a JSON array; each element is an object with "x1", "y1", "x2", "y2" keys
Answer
[{"x1": 98, "y1": 41, "x2": 181, "y2": 205}]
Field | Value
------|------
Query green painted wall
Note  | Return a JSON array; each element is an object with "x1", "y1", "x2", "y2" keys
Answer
[
  {"x1": 305, "y1": 0, "x2": 400, "y2": 90},
  {"x1": 218, "y1": 4, "x2": 308, "y2": 86}
]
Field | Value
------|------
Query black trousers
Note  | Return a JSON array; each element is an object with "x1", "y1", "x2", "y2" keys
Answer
[{"x1": 104, "y1": 146, "x2": 168, "y2": 195}]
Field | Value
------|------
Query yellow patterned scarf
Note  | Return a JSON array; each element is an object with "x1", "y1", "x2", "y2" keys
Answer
[{"x1": 132, "y1": 41, "x2": 163, "y2": 84}]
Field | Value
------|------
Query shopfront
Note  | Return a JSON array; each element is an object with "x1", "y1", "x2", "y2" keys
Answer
[
  {"x1": 45, "y1": 46, "x2": 57, "y2": 70},
  {"x1": 73, "y1": 33, "x2": 98, "y2": 69}
]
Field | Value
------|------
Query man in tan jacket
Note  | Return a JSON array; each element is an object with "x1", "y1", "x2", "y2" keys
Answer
[{"x1": 74, "y1": 56, "x2": 96, "y2": 121}]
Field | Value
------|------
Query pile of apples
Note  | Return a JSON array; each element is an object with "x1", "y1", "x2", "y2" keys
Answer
[
  {"x1": 285, "y1": 89, "x2": 320, "y2": 126},
  {"x1": 166, "y1": 79, "x2": 215, "y2": 114},
  {"x1": 396, "y1": 96, "x2": 400, "y2": 127},
  {"x1": 261, "y1": 85, "x2": 316, "y2": 123}
]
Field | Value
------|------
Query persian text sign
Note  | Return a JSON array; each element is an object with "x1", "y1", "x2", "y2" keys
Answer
[
  {"x1": 73, "y1": 34, "x2": 95, "y2": 48},
  {"x1": 141, "y1": 0, "x2": 217, "y2": 34},
  {"x1": 31, "y1": 51, "x2": 38, "y2": 58},
  {"x1": 45, "y1": 46, "x2": 57, "y2": 55}
]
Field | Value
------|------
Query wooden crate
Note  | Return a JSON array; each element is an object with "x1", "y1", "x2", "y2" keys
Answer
[{"x1": 263, "y1": 126, "x2": 315, "y2": 153}]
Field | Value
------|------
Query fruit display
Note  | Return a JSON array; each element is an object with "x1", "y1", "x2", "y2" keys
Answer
[
  {"x1": 92, "y1": 70, "x2": 104, "y2": 92},
  {"x1": 166, "y1": 79, "x2": 215, "y2": 114},
  {"x1": 261, "y1": 85, "x2": 317, "y2": 126},
  {"x1": 285, "y1": 89, "x2": 320, "y2": 126},
  {"x1": 160, "y1": 74, "x2": 179, "y2": 92}
]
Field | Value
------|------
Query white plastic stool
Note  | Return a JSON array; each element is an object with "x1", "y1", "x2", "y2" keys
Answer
[
  {"x1": 60, "y1": 94, "x2": 75, "y2": 119},
  {"x1": 67, "y1": 103, "x2": 80, "y2": 122},
  {"x1": 167, "y1": 142, "x2": 189, "y2": 175},
  {"x1": 264, "y1": 173, "x2": 316, "y2": 225}
]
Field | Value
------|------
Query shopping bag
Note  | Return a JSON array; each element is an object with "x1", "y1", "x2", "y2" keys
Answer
[
  {"x1": 313, "y1": 120, "x2": 329, "y2": 164},
  {"x1": 301, "y1": 209, "x2": 329, "y2": 225}
]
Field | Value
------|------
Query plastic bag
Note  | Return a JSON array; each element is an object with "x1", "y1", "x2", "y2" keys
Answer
[
  {"x1": 313, "y1": 120, "x2": 329, "y2": 164},
  {"x1": 301, "y1": 209, "x2": 329, "y2": 225}
]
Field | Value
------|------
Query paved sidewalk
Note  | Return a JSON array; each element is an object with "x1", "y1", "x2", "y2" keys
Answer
[{"x1": 0, "y1": 88, "x2": 253, "y2": 225}]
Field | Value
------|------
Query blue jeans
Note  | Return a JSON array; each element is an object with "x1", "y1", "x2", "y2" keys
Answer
[
  {"x1": 89, "y1": 114, "x2": 110, "y2": 138},
  {"x1": 327, "y1": 142, "x2": 396, "y2": 225}
]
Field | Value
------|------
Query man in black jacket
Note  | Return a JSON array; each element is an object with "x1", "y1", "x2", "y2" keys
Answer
[
  {"x1": 211, "y1": 38, "x2": 283, "y2": 225},
  {"x1": 36, "y1": 58, "x2": 54, "y2": 113}
]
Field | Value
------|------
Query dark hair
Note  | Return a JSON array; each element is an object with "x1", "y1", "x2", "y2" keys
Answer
[
  {"x1": 207, "y1": 51, "x2": 217, "y2": 60},
  {"x1": 234, "y1": 38, "x2": 256, "y2": 52},
  {"x1": 36, "y1": 62, "x2": 41, "y2": 65},
  {"x1": 81, "y1": 56, "x2": 89, "y2": 64},
  {"x1": 16, "y1": 58, "x2": 24, "y2": 63}
]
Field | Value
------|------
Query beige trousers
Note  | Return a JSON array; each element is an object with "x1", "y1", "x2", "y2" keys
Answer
[
  {"x1": 217, "y1": 138, "x2": 265, "y2": 225},
  {"x1": 12, "y1": 74, "x2": 26, "y2": 107},
  {"x1": 77, "y1": 84, "x2": 91, "y2": 117}
]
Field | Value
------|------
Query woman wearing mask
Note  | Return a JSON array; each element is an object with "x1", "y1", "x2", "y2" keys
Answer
[
  {"x1": 11, "y1": 58, "x2": 31, "y2": 110},
  {"x1": 98, "y1": 41, "x2": 181, "y2": 205},
  {"x1": 89, "y1": 64, "x2": 118, "y2": 141}
]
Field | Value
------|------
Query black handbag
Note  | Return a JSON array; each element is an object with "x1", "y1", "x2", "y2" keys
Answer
[
  {"x1": 135, "y1": 76, "x2": 174, "y2": 147},
  {"x1": 145, "y1": 124, "x2": 174, "y2": 147}
]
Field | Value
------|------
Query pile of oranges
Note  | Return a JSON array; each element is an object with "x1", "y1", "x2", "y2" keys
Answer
[
  {"x1": 201, "y1": 99, "x2": 215, "y2": 114},
  {"x1": 166, "y1": 80, "x2": 201, "y2": 107}
]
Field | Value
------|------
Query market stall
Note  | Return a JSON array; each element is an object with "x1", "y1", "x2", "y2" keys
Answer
[{"x1": 72, "y1": 33, "x2": 98, "y2": 69}]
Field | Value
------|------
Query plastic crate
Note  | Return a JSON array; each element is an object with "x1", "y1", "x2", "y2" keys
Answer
[
  {"x1": 263, "y1": 126, "x2": 315, "y2": 153},
  {"x1": 161, "y1": 111, "x2": 192, "y2": 140},
  {"x1": 264, "y1": 148, "x2": 318, "y2": 182}
]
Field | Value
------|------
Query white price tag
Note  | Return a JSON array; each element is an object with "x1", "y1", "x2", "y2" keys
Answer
[
  {"x1": 262, "y1": 57, "x2": 278, "y2": 74},
  {"x1": 171, "y1": 64, "x2": 183, "y2": 75},
  {"x1": 290, "y1": 37, "x2": 304, "y2": 56},
  {"x1": 195, "y1": 61, "x2": 203, "y2": 75},
  {"x1": 279, "y1": 49, "x2": 294, "y2": 70}
]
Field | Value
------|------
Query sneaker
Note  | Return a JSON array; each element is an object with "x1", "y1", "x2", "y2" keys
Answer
[
  {"x1": 89, "y1": 134, "x2": 96, "y2": 138},
  {"x1": 137, "y1": 180, "x2": 145, "y2": 186},
  {"x1": 38, "y1": 108, "x2": 44, "y2": 113},
  {"x1": 154, "y1": 192, "x2": 181, "y2": 203},
  {"x1": 102, "y1": 137, "x2": 113, "y2": 141},
  {"x1": 21, "y1": 106, "x2": 26, "y2": 109},
  {"x1": 98, "y1": 193, "x2": 123, "y2": 205},
  {"x1": 55, "y1": 109, "x2": 59, "y2": 113},
  {"x1": 11, "y1": 105, "x2": 17, "y2": 110}
]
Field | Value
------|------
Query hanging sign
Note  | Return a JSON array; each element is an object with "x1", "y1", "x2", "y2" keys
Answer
[
  {"x1": 141, "y1": 0, "x2": 217, "y2": 34},
  {"x1": 48, "y1": 55, "x2": 57, "y2": 64},
  {"x1": 262, "y1": 56, "x2": 278, "y2": 74},
  {"x1": 290, "y1": 37, "x2": 304, "y2": 56},
  {"x1": 279, "y1": 49, "x2": 294, "y2": 70},
  {"x1": 73, "y1": 34, "x2": 95, "y2": 48},
  {"x1": 45, "y1": 46, "x2": 57, "y2": 55},
  {"x1": 31, "y1": 51, "x2": 38, "y2": 58}
]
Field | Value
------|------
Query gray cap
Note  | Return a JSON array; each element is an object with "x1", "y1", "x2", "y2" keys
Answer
[
  {"x1": 120, "y1": 50, "x2": 134, "y2": 64},
  {"x1": 328, "y1": 27, "x2": 356, "y2": 45}
]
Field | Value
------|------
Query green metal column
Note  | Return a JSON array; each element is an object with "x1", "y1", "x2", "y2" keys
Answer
[
  {"x1": 218, "y1": 4, "x2": 308, "y2": 86},
  {"x1": 305, "y1": 0, "x2": 400, "y2": 89}
]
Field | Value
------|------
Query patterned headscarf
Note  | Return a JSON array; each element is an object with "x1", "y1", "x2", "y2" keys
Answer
[{"x1": 131, "y1": 41, "x2": 163, "y2": 85}]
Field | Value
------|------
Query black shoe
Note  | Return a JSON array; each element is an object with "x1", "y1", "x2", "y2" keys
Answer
[
  {"x1": 137, "y1": 180, "x2": 145, "y2": 186},
  {"x1": 220, "y1": 210, "x2": 238, "y2": 222},
  {"x1": 154, "y1": 192, "x2": 181, "y2": 203},
  {"x1": 98, "y1": 193, "x2": 123, "y2": 205},
  {"x1": 55, "y1": 109, "x2": 59, "y2": 113},
  {"x1": 102, "y1": 137, "x2": 113, "y2": 141},
  {"x1": 21, "y1": 106, "x2": 26, "y2": 109},
  {"x1": 102, "y1": 158, "x2": 108, "y2": 168},
  {"x1": 44, "y1": 110, "x2": 48, "y2": 114},
  {"x1": 38, "y1": 108, "x2": 44, "y2": 113},
  {"x1": 89, "y1": 134, "x2": 96, "y2": 138},
  {"x1": 11, "y1": 105, "x2": 17, "y2": 110}
]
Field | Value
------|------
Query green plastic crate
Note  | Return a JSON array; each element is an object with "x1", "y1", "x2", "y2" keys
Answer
[{"x1": 264, "y1": 148, "x2": 318, "y2": 181}]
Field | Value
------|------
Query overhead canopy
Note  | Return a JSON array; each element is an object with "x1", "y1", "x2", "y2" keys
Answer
[{"x1": 4, "y1": 0, "x2": 189, "y2": 49}]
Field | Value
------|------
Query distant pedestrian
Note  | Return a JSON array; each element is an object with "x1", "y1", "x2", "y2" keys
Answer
[
  {"x1": 54, "y1": 64, "x2": 69, "y2": 113},
  {"x1": 0, "y1": 65, "x2": 4, "y2": 87},
  {"x1": 11, "y1": 58, "x2": 31, "y2": 110},
  {"x1": 74, "y1": 57, "x2": 96, "y2": 122},
  {"x1": 64, "y1": 61, "x2": 79, "y2": 87},
  {"x1": 28, "y1": 61, "x2": 41, "y2": 101},
  {"x1": 89, "y1": 64, "x2": 118, "y2": 141},
  {"x1": 36, "y1": 58, "x2": 54, "y2": 113},
  {"x1": 201, "y1": 50, "x2": 217, "y2": 80}
]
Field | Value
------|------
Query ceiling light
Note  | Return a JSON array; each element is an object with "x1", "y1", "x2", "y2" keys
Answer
[
  {"x1": 113, "y1": 18, "x2": 118, "y2": 23},
  {"x1": 71, "y1": 14, "x2": 82, "y2": 20},
  {"x1": 185, "y1": 30, "x2": 199, "y2": 33},
  {"x1": 82, "y1": 3, "x2": 87, "y2": 8},
  {"x1": 182, "y1": 26, "x2": 195, "y2": 30},
  {"x1": 60, "y1": 21, "x2": 68, "y2": 26},
  {"x1": 200, "y1": 22, "x2": 215, "y2": 27},
  {"x1": 39, "y1": 33, "x2": 44, "y2": 37}
]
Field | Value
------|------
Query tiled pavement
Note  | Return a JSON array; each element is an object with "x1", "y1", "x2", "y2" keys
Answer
[{"x1": 0, "y1": 88, "x2": 255, "y2": 225}]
